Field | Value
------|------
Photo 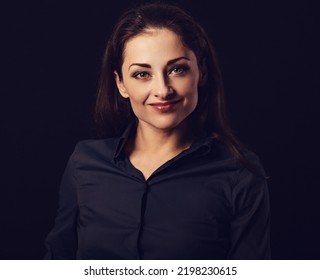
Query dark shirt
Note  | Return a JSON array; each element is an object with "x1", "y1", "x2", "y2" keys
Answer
[{"x1": 44, "y1": 125, "x2": 271, "y2": 259}]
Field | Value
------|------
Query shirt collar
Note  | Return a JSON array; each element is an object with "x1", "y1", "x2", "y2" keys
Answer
[
  {"x1": 181, "y1": 136, "x2": 213, "y2": 158},
  {"x1": 113, "y1": 122, "x2": 214, "y2": 163},
  {"x1": 113, "y1": 121, "x2": 136, "y2": 163}
]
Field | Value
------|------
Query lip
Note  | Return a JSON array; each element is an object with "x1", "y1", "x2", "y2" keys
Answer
[{"x1": 149, "y1": 100, "x2": 181, "y2": 112}]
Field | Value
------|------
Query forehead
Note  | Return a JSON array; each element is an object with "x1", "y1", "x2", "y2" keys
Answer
[{"x1": 122, "y1": 28, "x2": 194, "y2": 65}]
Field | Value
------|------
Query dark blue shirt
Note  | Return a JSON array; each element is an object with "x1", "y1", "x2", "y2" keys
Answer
[{"x1": 44, "y1": 125, "x2": 271, "y2": 259}]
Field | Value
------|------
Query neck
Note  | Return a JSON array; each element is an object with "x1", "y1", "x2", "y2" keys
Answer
[{"x1": 130, "y1": 121, "x2": 193, "y2": 155}]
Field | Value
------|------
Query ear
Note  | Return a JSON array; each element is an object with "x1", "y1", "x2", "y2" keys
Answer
[
  {"x1": 114, "y1": 71, "x2": 129, "y2": 98},
  {"x1": 198, "y1": 59, "x2": 208, "y2": 86}
]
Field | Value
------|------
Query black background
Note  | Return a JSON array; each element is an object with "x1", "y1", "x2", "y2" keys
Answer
[{"x1": 2, "y1": 0, "x2": 319, "y2": 259}]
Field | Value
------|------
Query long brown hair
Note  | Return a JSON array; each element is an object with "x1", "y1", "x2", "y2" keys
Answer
[{"x1": 95, "y1": 2, "x2": 246, "y2": 163}]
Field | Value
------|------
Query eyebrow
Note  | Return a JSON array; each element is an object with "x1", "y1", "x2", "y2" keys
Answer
[{"x1": 128, "y1": 56, "x2": 190, "y2": 70}]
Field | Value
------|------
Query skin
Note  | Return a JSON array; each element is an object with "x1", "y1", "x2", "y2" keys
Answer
[{"x1": 114, "y1": 28, "x2": 201, "y2": 180}]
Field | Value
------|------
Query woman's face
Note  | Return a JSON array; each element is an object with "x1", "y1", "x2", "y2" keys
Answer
[{"x1": 115, "y1": 28, "x2": 200, "y2": 132}]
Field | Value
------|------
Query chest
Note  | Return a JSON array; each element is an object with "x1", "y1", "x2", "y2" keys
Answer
[
  {"x1": 75, "y1": 162, "x2": 233, "y2": 259},
  {"x1": 128, "y1": 150, "x2": 185, "y2": 180}
]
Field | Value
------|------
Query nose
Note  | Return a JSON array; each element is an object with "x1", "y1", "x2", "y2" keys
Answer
[{"x1": 153, "y1": 74, "x2": 174, "y2": 99}]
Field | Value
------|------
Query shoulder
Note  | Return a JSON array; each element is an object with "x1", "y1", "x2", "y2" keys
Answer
[
  {"x1": 210, "y1": 139, "x2": 267, "y2": 179},
  {"x1": 74, "y1": 138, "x2": 118, "y2": 154},
  {"x1": 70, "y1": 137, "x2": 119, "y2": 166},
  {"x1": 210, "y1": 141, "x2": 270, "y2": 205}
]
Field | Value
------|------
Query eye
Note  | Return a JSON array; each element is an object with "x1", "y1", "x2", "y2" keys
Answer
[
  {"x1": 168, "y1": 65, "x2": 190, "y2": 76},
  {"x1": 132, "y1": 71, "x2": 151, "y2": 80}
]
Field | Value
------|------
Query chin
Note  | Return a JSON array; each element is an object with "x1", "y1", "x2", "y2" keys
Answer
[{"x1": 143, "y1": 116, "x2": 189, "y2": 131}]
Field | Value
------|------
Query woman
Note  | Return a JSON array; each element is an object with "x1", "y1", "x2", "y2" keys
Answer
[{"x1": 44, "y1": 2, "x2": 270, "y2": 260}]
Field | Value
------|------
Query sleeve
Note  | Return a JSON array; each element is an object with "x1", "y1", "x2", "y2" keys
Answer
[
  {"x1": 43, "y1": 151, "x2": 79, "y2": 259},
  {"x1": 227, "y1": 157, "x2": 271, "y2": 259}
]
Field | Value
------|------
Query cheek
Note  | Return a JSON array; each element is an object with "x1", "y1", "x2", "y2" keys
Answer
[
  {"x1": 184, "y1": 78, "x2": 199, "y2": 110},
  {"x1": 190, "y1": 90, "x2": 199, "y2": 110},
  {"x1": 123, "y1": 81, "x2": 149, "y2": 103},
  {"x1": 176, "y1": 77, "x2": 199, "y2": 99}
]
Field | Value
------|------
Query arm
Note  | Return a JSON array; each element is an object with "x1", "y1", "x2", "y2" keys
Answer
[
  {"x1": 43, "y1": 152, "x2": 79, "y2": 259},
  {"x1": 227, "y1": 158, "x2": 271, "y2": 259}
]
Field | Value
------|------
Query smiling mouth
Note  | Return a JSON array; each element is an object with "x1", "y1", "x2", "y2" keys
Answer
[{"x1": 149, "y1": 100, "x2": 181, "y2": 112}]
